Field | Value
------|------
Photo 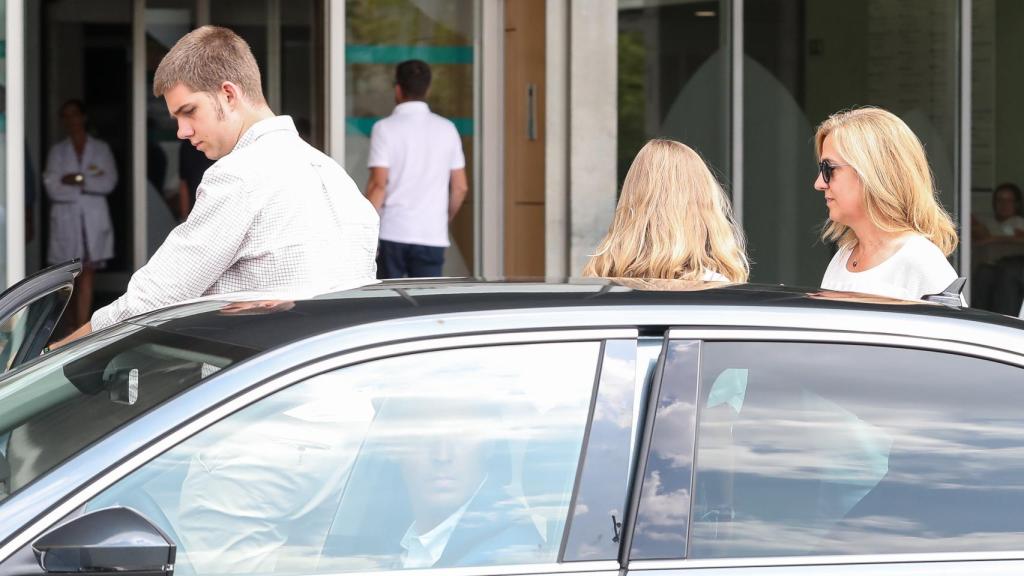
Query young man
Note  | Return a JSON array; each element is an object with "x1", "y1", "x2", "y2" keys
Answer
[
  {"x1": 56, "y1": 26, "x2": 378, "y2": 346},
  {"x1": 365, "y1": 59, "x2": 468, "y2": 278}
]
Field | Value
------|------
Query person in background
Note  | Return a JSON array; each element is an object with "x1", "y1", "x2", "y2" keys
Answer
[
  {"x1": 974, "y1": 182, "x2": 1024, "y2": 242},
  {"x1": 583, "y1": 139, "x2": 749, "y2": 283},
  {"x1": 43, "y1": 99, "x2": 118, "y2": 329},
  {"x1": 366, "y1": 59, "x2": 468, "y2": 279},
  {"x1": 970, "y1": 183, "x2": 1024, "y2": 312},
  {"x1": 815, "y1": 107, "x2": 958, "y2": 301}
]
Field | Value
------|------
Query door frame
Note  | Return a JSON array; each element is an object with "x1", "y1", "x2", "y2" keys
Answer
[{"x1": 0, "y1": 259, "x2": 81, "y2": 369}]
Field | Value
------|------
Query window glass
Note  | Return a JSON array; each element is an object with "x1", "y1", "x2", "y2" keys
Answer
[
  {"x1": 970, "y1": 0, "x2": 1024, "y2": 316},
  {"x1": 85, "y1": 341, "x2": 601, "y2": 574},
  {"x1": 564, "y1": 339, "x2": 637, "y2": 561},
  {"x1": 617, "y1": 1, "x2": 729, "y2": 190},
  {"x1": 345, "y1": 0, "x2": 476, "y2": 275},
  {"x1": 690, "y1": 342, "x2": 1024, "y2": 559},
  {"x1": 0, "y1": 287, "x2": 69, "y2": 371},
  {"x1": 629, "y1": 341, "x2": 699, "y2": 560},
  {"x1": 0, "y1": 324, "x2": 255, "y2": 502}
]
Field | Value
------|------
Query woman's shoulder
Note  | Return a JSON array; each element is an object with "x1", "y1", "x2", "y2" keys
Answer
[
  {"x1": 894, "y1": 234, "x2": 957, "y2": 281},
  {"x1": 899, "y1": 233, "x2": 951, "y2": 260}
]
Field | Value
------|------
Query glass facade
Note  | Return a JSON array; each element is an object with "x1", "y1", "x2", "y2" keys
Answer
[
  {"x1": 617, "y1": 0, "x2": 729, "y2": 189},
  {"x1": 345, "y1": 0, "x2": 476, "y2": 275},
  {"x1": 618, "y1": 0, "x2": 963, "y2": 290},
  {"x1": 970, "y1": 0, "x2": 1024, "y2": 314}
]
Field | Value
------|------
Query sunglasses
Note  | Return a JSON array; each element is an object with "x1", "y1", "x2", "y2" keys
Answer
[{"x1": 818, "y1": 160, "x2": 850, "y2": 185}]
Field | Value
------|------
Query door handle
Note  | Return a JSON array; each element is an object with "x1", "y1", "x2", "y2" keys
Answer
[{"x1": 526, "y1": 83, "x2": 537, "y2": 141}]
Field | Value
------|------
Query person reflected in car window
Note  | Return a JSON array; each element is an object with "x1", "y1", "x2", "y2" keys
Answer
[
  {"x1": 175, "y1": 383, "x2": 374, "y2": 574},
  {"x1": 383, "y1": 397, "x2": 545, "y2": 569},
  {"x1": 583, "y1": 139, "x2": 749, "y2": 283},
  {"x1": 216, "y1": 299, "x2": 295, "y2": 315}
]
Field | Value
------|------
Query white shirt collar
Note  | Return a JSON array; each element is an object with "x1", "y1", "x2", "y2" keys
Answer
[
  {"x1": 394, "y1": 101, "x2": 430, "y2": 115},
  {"x1": 399, "y1": 479, "x2": 485, "y2": 569},
  {"x1": 232, "y1": 115, "x2": 298, "y2": 153}
]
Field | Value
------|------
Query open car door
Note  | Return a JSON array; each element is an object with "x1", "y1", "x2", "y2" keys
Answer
[{"x1": 0, "y1": 260, "x2": 80, "y2": 372}]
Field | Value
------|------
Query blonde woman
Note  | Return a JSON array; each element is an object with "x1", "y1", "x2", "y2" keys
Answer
[
  {"x1": 815, "y1": 107, "x2": 958, "y2": 300},
  {"x1": 583, "y1": 139, "x2": 749, "y2": 282}
]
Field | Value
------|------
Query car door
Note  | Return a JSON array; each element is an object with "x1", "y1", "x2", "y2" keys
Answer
[
  {"x1": 624, "y1": 329, "x2": 1024, "y2": 576},
  {"x1": 0, "y1": 329, "x2": 640, "y2": 576},
  {"x1": 0, "y1": 260, "x2": 79, "y2": 372}
]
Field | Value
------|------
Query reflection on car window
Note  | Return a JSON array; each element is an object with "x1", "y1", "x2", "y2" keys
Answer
[
  {"x1": 0, "y1": 325, "x2": 256, "y2": 502},
  {"x1": 85, "y1": 342, "x2": 601, "y2": 575},
  {"x1": 0, "y1": 288, "x2": 68, "y2": 372},
  {"x1": 690, "y1": 342, "x2": 1024, "y2": 558},
  {"x1": 563, "y1": 339, "x2": 638, "y2": 561},
  {"x1": 629, "y1": 341, "x2": 700, "y2": 560}
]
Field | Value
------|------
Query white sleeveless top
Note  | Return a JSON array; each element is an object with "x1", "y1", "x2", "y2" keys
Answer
[{"x1": 821, "y1": 234, "x2": 957, "y2": 301}]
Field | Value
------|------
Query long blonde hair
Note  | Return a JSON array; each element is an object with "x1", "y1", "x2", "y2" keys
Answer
[
  {"x1": 815, "y1": 107, "x2": 958, "y2": 255},
  {"x1": 583, "y1": 139, "x2": 749, "y2": 282}
]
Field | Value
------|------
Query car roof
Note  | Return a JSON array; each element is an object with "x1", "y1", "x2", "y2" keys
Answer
[{"x1": 126, "y1": 278, "x2": 1024, "y2": 354}]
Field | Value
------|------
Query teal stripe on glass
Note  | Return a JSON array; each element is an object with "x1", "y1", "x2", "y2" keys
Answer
[
  {"x1": 346, "y1": 45, "x2": 473, "y2": 65},
  {"x1": 346, "y1": 116, "x2": 474, "y2": 137},
  {"x1": 0, "y1": 40, "x2": 6, "y2": 59}
]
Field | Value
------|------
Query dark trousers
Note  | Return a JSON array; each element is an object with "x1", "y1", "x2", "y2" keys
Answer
[{"x1": 377, "y1": 240, "x2": 445, "y2": 279}]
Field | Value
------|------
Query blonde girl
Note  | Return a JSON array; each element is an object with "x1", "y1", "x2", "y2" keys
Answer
[{"x1": 583, "y1": 139, "x2": 749, "y2": 282}]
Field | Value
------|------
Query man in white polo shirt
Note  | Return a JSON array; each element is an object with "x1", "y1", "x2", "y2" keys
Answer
[{"x1": 366, "y1": 59, "x2": 468, "y2": 278}]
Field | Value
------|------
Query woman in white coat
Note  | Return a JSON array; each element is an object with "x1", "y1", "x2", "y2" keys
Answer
[{"x1": 43, "y1": 99, "x2": 118, "y2": 328}]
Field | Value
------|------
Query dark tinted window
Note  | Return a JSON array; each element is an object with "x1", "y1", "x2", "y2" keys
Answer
[
  {"x1": 0, "y1": 325, "x2": 257, "y2": 501},
  {"x1": 629, "y1": 341, "x2": 700, "y2": 560},
  {"x1": 0, "y1": 286, "x2": 70, "y2": 371},
  {"x1": 690, "y1": 342, "x2": 1024, "y2": 558}
]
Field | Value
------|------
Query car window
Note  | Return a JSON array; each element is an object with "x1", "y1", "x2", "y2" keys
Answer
[
  {"x1": 0, "y1": 324, "x2": 256, "y2": 502},
  {"x1": 85, "y1": 341, "x2": 602, "y2": 575},
  {"x1": 0, "y1": 287, "x2": 69, "y2": 371},
  {"x1": 563, "y1": 339, "x2": 639, "y2": 561},
  {"x1": 689, "y1": 342, "x2": 1024, "y2": 559},
  {"x1": 628, "y1": 341, "x2": 700, "y2": 560}
]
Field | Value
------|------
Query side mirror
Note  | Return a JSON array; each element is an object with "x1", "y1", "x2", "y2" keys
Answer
[{"x1": 32, "y1": 507, "x2": 175, "y2": 575}]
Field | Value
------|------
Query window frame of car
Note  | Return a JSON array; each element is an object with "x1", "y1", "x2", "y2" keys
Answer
[
  {"x1": 0, "y1": 327, "x2": 639, "y2": 576},
  {"x1": 624, "y1": 327, "x2": 1024, "y2": 573}
]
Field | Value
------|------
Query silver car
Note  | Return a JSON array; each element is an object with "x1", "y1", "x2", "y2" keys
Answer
[{"x1": 0, "y1": 264, "x2": 1023, "y2": 576}]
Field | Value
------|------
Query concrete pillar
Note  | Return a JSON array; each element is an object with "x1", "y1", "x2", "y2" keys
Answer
[
  {"x1": 568, "y1": 0, "x2": 617, "y2": 276},
  {"x1": 545, "y1": 0, "x2": 569, "y2": 278}
]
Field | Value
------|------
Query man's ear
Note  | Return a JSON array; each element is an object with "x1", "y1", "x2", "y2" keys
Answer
[{"x1": 221, "y1": 81, "x2": 242, "y2": 109}]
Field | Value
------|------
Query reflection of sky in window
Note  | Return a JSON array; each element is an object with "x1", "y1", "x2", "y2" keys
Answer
[
  {"x1": 630, "y1": 341, "x2": 699, "y2": 560},
  {"x1": 88, "y1": 341, "x2": 602, "y2": 573},
  {"x1": 564, "y1": 339, "x2": 637, "y2": 561},
  {"x1": 690, "y1": 342, "x2": 1024, "y2": 558}
]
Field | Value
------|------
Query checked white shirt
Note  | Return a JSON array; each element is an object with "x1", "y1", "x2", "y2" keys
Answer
[{"x1": 91, "y1": 115, "x2": 379, "y2": 330}]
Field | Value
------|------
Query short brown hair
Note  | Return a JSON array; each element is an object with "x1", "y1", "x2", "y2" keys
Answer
[{"x1": 153, "y1": 25, "x2": 265, "y2": 104}]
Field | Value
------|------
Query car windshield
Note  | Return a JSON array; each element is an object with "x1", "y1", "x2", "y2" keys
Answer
[{"x1": 0, "y1": 323, "x2": 259, "y2": 503}]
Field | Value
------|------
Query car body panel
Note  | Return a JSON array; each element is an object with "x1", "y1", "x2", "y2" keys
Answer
[{"x1": 0, "y1": 279, "x2": 1022, "y2": 575}]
